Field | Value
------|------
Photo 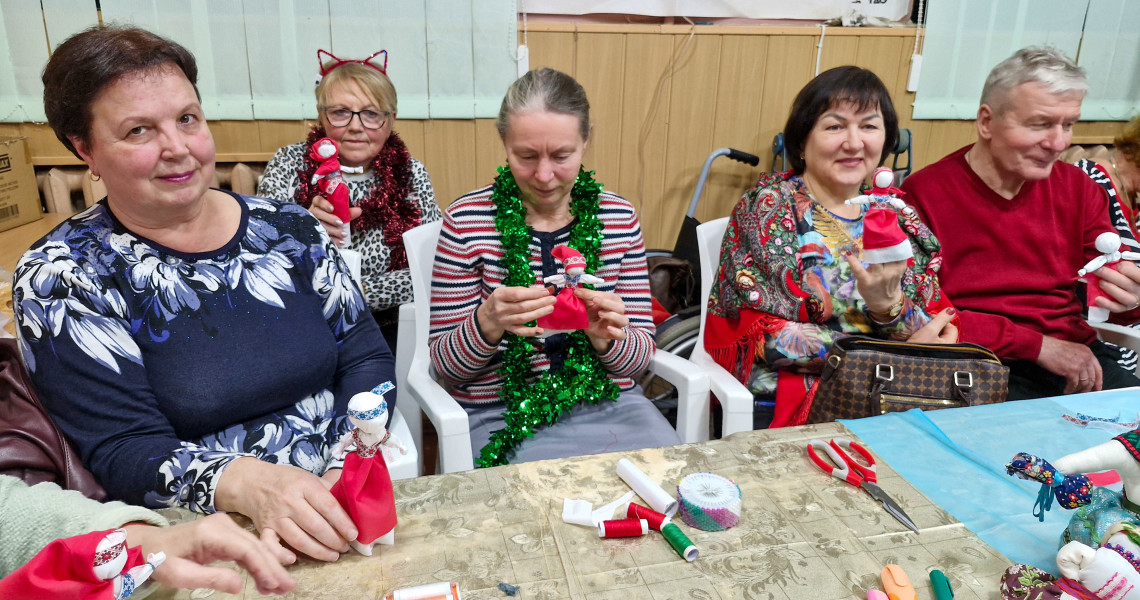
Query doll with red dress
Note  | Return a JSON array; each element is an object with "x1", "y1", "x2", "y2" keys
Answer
[
  {"x1": 536, "y1": 245, "x2": 604, "y2": 337},
  {"x1": 845, "y1": 166, "x2": 913, "y2": 215},
  {"x1": 309, "y1": 136, "x2": 364, "y2": 278},
  {"x1": 0, "y1": 528, "x2": 164, "y2": 599},
  {"x1": 329, "y1": 381, "x2": 406, "y2": 556},
  {"x1": 1079, "y1": 231, "x2": 1140, "y2": 323}
]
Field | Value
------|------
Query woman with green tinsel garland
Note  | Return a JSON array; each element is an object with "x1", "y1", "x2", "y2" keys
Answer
[{"x1": 428, "y1": 68, "x2": 681, "y2": 467}]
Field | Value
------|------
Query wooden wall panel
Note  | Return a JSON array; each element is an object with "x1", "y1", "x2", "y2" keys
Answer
[
  {"x1": 472, "y1": 118, "x2": 505, "y2": 205},
  {"x1": 617, "y1": 33, "x2": 675, "y2": 238},
  {"x1": 421, "y1": 120, "x2": 477, "y2": 209},
  {"x1": 575, "y1": 32, "x2": 626, "y2": 191},
  {"x1": 699, "y1": 35, "x2": 770, "y2": 224},
  {"x1": 526, "y1": 31, "x2": 575, "y2": 76},
  {"x1": 659, "y1": 32, "x2": 721, "y2": 250}
]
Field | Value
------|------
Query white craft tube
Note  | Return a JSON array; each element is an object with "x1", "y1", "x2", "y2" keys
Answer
[
  {"x1": 616, "y1": 458, "x2": 678, "y2": 517},
  {"x1": 385, "y1": 581, "x2": 460, "y2": 600}
]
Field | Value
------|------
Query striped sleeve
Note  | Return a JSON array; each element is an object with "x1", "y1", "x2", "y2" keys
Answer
[{"x1": 594, "y1": 194, "x2": 655, "y2": 377}]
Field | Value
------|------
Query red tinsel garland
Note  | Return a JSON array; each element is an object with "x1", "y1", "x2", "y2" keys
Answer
[{"x1": 294, "y1": 128, "x2": 420, "y2": 269}]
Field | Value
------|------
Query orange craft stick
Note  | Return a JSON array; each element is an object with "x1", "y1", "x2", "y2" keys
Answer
[{"x1": 881, "y1": 564, "x2": 918, "y2": 600}]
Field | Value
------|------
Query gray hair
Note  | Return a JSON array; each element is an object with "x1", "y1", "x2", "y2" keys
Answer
[
  {"x1": 495, "y1": 68, "x2": 590, "y2": 141},
  {"x1": 980, "y1": 46, "x2": 1088, "y2": 113}
]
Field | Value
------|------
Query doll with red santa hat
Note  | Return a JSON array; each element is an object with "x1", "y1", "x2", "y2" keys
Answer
[
  {"x1": 537, "y1": 245, "x2": 605, "y2": 337},
  {"x1": 310, "y1": 136, "x2": 364, "y2": 279}
]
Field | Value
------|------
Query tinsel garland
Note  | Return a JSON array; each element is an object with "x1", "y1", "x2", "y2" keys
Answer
[
  {"x1": 294, "y1": 127, "x2": 420, "y2": 269},
  {"x1": 478, "y1": 165, "x2": 620, "y2": 467}
]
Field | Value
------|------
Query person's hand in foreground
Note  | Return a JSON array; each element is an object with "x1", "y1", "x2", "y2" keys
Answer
[
  {"x1": 215, "y1": 457, "x2": 358, "y2": 564},
  {"x1": 906, "y1": 308, "x2": 958, "y2": 344},
  {"x1": 477, "y1": 286, "x2": 556, "y2": 343},
  {"x1": 308, "y1": 194, "x2": 364, "y2": 246},
  {"x1": 575, "y1": 287, "x2": 630, "y2": 353},
  {"x1": 123, "y1": 513, "x2": 296, "y2": 595},
  {"x1": 1037, "y1": 336, "x2": 1102, "y2": 394}
]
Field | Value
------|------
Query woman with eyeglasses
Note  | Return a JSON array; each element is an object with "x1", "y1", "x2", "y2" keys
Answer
[{"x1": 258, "y1": 51, "x2": 441, "y2": 349}]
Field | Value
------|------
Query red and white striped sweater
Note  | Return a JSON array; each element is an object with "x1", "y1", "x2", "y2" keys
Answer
[{"x1": 428, "y1": 185, "x2": 656, "y2": 404}]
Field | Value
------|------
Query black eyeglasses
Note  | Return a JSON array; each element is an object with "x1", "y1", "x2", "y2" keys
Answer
[{"x1": 320, "y1": 107, "x2": 391, "y2": 130}]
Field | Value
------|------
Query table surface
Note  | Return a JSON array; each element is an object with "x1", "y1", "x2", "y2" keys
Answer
[
  {"x1": 844, "y1": 387, "x2": 1140, "y2": 575},
  {"x1": 151, "y1": 421, "x2": 1008, "y2": 600}
]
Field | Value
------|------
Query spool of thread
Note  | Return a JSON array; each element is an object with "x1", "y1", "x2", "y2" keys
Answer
[
  {"x1": 597, "y1": 518, "x2": 649, "y2": 538},
  {"x1": 676, "y1": 472, "x2": 742, "y2": 531},
  {"x1": 660, "y1": 522, "x2": 698, "y2": 562},
  {"x1": 625, "y1": 502, "x2": 669, "y2": 531}
]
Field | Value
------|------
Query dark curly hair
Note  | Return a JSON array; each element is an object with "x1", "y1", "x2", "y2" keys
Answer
[{"x1": 42, "y1": 25, "x2": 199, "y2": 158}]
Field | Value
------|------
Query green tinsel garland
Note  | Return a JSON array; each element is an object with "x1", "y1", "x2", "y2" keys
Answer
[{"x1": 478, "y1": 165, "x2": 621, "y2": 467}]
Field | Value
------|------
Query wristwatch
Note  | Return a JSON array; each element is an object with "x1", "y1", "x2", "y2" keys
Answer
[{"x1": 869, "y1": 297, "x2": 906, "y2": 323}]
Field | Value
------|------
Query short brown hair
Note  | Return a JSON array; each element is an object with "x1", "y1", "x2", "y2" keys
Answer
[
  {"x1": 316, "y1": 61, "x2": 398, "y2": 115},
  {"x1": 42, "y1": 25, "x2": 199, "y2": 158}
]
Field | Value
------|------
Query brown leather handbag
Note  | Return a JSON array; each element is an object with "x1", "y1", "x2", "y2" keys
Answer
[
  {"x1": 805, "y1": 336, "x2": 1010, "y2": 424},
  {"x1": 0, "y1": 338, "x2": 105, "y2": 499}
]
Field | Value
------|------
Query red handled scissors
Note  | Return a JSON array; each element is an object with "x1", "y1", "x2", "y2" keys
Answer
[{"x1": 806, "y1": 438, "x2": 919, "y2": 533}]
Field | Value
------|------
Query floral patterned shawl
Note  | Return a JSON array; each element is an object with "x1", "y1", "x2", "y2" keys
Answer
[{"x1": 704, "y1": 171, "x2": 955, "y2": 427}]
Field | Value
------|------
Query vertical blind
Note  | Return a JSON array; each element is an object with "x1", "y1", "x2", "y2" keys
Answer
[
  {"x1": 0, "y1": 0, "x2": 518, "y2": 123},
  {"x1": 914, "y1": 0, "x2": 1140, "y2": 121}
]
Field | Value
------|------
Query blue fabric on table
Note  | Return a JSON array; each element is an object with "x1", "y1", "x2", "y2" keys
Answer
[{"x1": 842, "y1": 388, "x2": 1140, "y2": 575}]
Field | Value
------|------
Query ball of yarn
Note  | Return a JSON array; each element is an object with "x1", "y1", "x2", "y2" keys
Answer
[{"x1": 677, "y1": 472, "x2": 742, "y2": 531}]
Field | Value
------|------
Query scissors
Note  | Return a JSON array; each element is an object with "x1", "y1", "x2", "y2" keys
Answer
[{"x1": 806, "y1": 438, "x2": 919, "y2": 533}]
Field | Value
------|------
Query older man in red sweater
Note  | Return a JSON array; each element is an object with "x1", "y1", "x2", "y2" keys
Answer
[{"x1": 902, "y1": 46, "x2": 1140, "y2": 400}]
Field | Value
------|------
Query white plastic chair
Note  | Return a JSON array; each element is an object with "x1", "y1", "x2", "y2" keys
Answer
[
  {"x1": 1090, "y1": 321, "x2": 1140, "y2": 354},
  {"x1": 399, "y1": 220, "x2": 710, "y2": 474},
  {"x1": 382, "y1": 408, "x2": 419, "y2": 481},
  {"x1": 692, "y1": 217, "x2": 756, "y2": 438}
]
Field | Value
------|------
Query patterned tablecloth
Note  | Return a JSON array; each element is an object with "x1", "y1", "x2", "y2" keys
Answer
[{"x1": 152, "y1": 421, "x2": 1011, "y2": 600}]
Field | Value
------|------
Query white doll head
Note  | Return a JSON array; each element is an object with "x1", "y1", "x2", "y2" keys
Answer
[
  {"x1": 347, "y1": 391, "x2": 389, "y2": 436},
  {"x1": 872, "y1": 166, "x2": 895, "y2": 192},
  {"x1": 316, "y1": 138, "x2": 338, "y2": 160},
  {"x1": 552, "y1": 245, "x2": 587, "y2": 276},
  {"x1": 92, "y1": 529, "x2": 128, "y2": 581},
  {"x1": 1096, "y1": 231, "x2": 1123, "y2": 254}
]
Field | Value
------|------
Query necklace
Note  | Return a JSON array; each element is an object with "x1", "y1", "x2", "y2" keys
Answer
[
  {"x1": 804, "y1": 184, "x2": 862, "y2": 255},
  {"x1": 481, "y1": 165, "x2": 619, "y2": 468}
]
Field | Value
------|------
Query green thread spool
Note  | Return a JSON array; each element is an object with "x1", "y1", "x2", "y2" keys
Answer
[{"x1": 660, "y1": 522, "x2": 698, "y2": 561}]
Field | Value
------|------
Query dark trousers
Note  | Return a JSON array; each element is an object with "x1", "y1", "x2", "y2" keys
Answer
[{"x1": 1006, "y1": 340, "x2": 1140, "y2": 400}]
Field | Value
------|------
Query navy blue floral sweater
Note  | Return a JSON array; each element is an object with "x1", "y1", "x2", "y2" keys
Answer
[{"x1": 13, "y1": 191, "x2": 393, "y2": 513}]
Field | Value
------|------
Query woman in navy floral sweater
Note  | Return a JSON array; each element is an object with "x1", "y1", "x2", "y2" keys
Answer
[{"x1": 15, "y1": 26, "x2": 392, "y2": 563}]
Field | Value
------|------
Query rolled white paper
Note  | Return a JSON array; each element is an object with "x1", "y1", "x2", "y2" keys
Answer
[
  {"x1": 616, "y1": 458, "x2": 678, "y2": 517},
  {"x1": 392, "y1": 582, "x2": 456, "y2": 600}
]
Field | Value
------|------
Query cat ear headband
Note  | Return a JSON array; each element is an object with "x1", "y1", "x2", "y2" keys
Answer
[{"x1": 314, "y1": 49, "x2": 388, "y2": 86}]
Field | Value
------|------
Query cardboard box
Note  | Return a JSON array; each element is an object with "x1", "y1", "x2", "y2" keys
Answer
[{"x1": 0, "y1": 137, "x2": 44, "y2": 233}]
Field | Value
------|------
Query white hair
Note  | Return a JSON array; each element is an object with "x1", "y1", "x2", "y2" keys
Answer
[{"x1": 980, "y1": 46, "x2": 1088, "y2": 113}]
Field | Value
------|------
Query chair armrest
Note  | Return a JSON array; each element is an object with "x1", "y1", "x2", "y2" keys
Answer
[
  {"x1": 405, "y1": 364, "x2": 474, "y2": 473},
  {"x1": 394, "y1": 303, "x2": 421, "y2": 454},
  {"x1": 650, "y1": 350, "x2": 710, "y2": 443},
  {"x1": 690, "y1": 352, "x2": 754, "y2": 438},
  {"x1": 1090, "y1": 321, "x2": 1140, "y2": 354}
]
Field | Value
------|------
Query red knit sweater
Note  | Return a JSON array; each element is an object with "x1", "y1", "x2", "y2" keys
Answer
[{"x1": 901, "y1": 145, "x2": 1113, "y2": 361}]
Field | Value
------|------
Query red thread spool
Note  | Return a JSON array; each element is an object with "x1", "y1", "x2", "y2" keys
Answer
[
  {"x1": 626, "y1": 502, "x2": 668, "y2": 531},
  {"x1": 598, "y1": 518, "x2": 649, "y2": 538}
]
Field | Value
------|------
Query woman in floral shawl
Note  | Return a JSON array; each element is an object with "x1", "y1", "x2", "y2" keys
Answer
[
  {"x1": 704, "y1": 66, "x2": 959, "y2": 429},
  {"x1": 16, "y1": 26, "x2": 391, "y2": 563}
]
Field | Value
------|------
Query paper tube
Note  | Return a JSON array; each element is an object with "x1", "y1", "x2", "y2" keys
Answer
[{"x1": 616, "y1": 458, "x2": 678, "y2": 517}]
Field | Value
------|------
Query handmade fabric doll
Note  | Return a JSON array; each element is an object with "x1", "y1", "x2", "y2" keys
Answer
[
  {"x1": 1008, "y1": 430, "x2": 1140, "y2": 547},
  {"x1": 999, "y1": 523, "x2": 1140, "y2": 599},
  {"x1": 1078, "y1": 232, "x2": 1140, "y2": 322},
  {"x1": 329, "y1": 382, "x2": 406, "y2": 556},
  {"x1": 0, "y1": 528, "x2": 165, "y2": 599},
  {"x1": 845, "y1": 166, "x2": 913, "y2": 215},
  {"x1": 860, "y1": 209, "x2": 915, "y2": 265},
  {"x1": 309, "y1": 136, "x2": 364, "y2": 278},
  {"x1": 536, "y1": 245, "x2": 604, "y2": 337}
]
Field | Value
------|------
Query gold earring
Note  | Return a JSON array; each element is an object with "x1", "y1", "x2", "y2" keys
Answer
[{"x1": 88, "y1": 171, "x2": 101, "y2": 182}]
